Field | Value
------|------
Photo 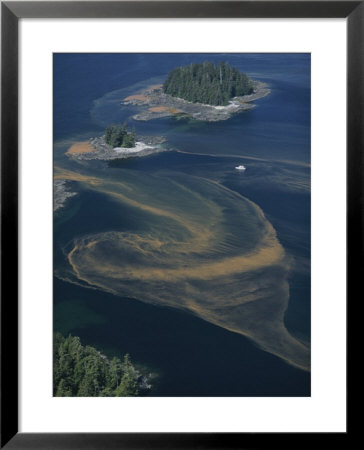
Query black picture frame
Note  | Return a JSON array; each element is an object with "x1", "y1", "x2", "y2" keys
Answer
[{"x1": 1, "y1": 1, "x2": 359, "y2": 448}]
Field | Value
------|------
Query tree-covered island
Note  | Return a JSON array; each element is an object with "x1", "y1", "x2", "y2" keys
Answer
[
  {"x1": 122, "y1": 62, "x2": 270, "y2": 122},
  {"x1": 54, "y1": 333, "x2": 152, "y2": 397},
  {"x1": 163, "y1": 61, "x2": 254, "y2": 106},
  {"x1": 104, "y1": 123, "x2": 136, "y2": 148}
]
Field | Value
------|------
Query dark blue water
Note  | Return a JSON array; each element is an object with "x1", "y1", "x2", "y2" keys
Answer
[{"x1": 54, "y1": 53, "x2": 310, "y2": 396}]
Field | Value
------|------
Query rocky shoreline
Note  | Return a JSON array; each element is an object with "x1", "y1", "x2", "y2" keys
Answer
[
  {"x1": 67, "y1": 135, "x2": 168, "y2": 161},
  {"x1": 54, "y1": 179, "x2": 77, "y2": 212},
  {"x1": 122, "y1": 81, "x2": 270, "y2": 122}
]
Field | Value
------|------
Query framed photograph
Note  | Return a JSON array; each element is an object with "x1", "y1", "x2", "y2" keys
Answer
[{"x1": 1, "y1": 1, "x2": 358, "y2": 448}]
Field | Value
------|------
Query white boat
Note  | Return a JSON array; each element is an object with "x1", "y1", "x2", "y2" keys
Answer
[{"x1": 235, "y1": 165, "x2": 246, "y2": 171}]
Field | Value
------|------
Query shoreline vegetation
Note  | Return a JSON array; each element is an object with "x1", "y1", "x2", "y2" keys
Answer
[
  {"x1": 54, "y1": 333, "x2": 152, "y2": 397},
  {"x1": 122, "y1": 61, "x2": 270, "y2": 122}
]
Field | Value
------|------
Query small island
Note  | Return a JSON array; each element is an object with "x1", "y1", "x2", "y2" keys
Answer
[
  {"x1": 66, "y1": 123, "x2": 168, "y2": 161},
  {"x1": 122, "y1": 61, "x2": 270, "y2": 122}
]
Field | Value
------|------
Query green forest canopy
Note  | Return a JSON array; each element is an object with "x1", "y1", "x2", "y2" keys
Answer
[
  {"x1": 163, "y1": 61, "x2": 255, "y2": 106},
  {"x1": 104, "y1": 123, "x2": 136, "y2": 148},
  {"x1": 54, "y1": 333, "x2": 142, "y2": 397}
]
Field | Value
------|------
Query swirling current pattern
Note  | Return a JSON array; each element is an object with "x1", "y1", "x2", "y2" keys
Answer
[{"x1": 56, "y1": 167, "x2": 310, "y2": 371}]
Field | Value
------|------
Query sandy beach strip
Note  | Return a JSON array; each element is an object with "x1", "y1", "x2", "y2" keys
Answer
[
  {"x1": 66, "y1": 141, "x2": 97, "y2": 155},
  {"x1": 148, "y1": 106, "x2": 181, "y2": 114},
  {"x1": 123, "y1": 93, "x2": 149, "y2": 102}
]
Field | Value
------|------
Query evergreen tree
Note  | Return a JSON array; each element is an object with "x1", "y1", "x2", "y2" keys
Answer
[
  {"x1": 56, "y1": 378, "x2": 73, "y2": 397},
  {"x1": 108, "y1": 357, "x2": 124, "y2": 390},
  {"x1": 114, "y1": 355, "x2": 139, "y2": 396},
  {"x1": 114, "y1": 371, "x2": 139, "y2": 397}
]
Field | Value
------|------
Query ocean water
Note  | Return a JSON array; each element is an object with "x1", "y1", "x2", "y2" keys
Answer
[{"x1": 53, "y1": 53, "x2": 311, "y2": 396}]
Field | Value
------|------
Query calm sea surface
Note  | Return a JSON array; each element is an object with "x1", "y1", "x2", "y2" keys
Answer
[{"x1": 54, "y1": 53, "x2": 311, "y2": 396}]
